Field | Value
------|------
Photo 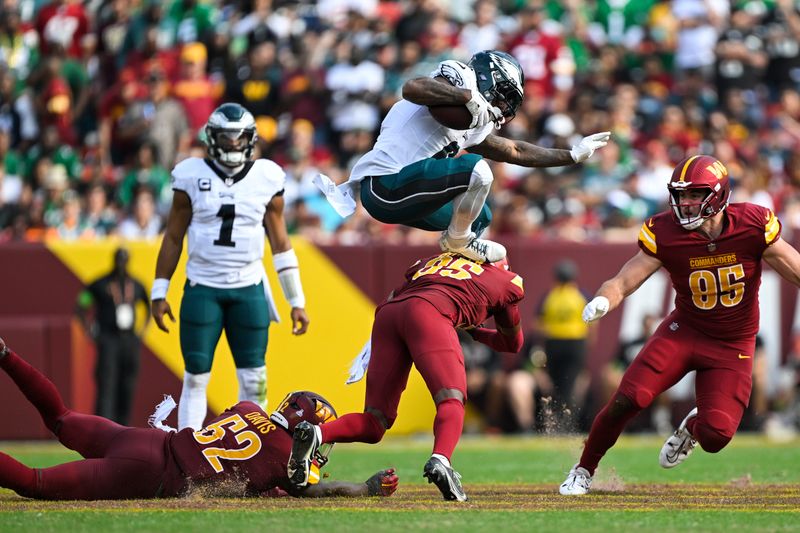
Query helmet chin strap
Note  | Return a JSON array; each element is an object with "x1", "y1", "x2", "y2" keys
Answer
[
  {"x1": 681, "y1": 218, "x2": 705, "y2": 230},
  {"x1": 213, "y1": 154, "x2": 246, "y2": 174}
]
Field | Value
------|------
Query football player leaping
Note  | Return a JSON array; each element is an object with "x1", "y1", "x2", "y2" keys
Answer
[
  {"x1": 288, "y1": 252, "x2": 525, "y2": 502},
  {"x1": 151, "y1": 103, "x2": 309, "y2": 430},
  {"x1": 0, "y1": 338, "x2": 398, "y2": 500},
  {"x1": 559, "y1": 155, "x2": 800, "y2": 495},
  {"x1": 316, "y1": 49, "x2": 610, "y2": 264}
]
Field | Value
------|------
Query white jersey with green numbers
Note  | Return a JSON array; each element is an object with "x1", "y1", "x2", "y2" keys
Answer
[{"x1": 171, "y1": 157, "x2": 285, "y2": 290}]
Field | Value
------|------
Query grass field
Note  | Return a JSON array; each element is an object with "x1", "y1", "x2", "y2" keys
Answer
[{"x1": 1, "y1": 433, "x2": 798, "y2": 532}]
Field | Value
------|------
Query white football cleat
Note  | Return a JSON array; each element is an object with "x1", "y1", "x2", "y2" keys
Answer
[
  {"x1": 559, "y1": 463, "x2": 592, "y2": 495},
  {"x1": 439, "y1": 231, "x2": 506, "y2": 263},
  {"x1": 659, "y1": 407, "x2": 698, "y2": 469}
]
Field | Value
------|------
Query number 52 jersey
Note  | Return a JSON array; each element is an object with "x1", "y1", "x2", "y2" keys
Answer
[
  {"x1": 172, "y1": 157, "x2": 285, "y2": 289},
  {"x1": 637, "y1": 202, "x2": 781, "y2": 340}
]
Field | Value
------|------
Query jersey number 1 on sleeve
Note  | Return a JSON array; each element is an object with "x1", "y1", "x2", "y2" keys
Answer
[{"x1": 214, "y1": 204, "x2": 236, "y2": 247}]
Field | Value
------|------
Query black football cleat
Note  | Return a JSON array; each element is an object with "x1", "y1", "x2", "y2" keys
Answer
[
  {"x1": 423, "y1": 456, "x2": 468, "y2": 501},
  {"x1": 287, "y1": 421, "x2": 321, "y2": 487}
]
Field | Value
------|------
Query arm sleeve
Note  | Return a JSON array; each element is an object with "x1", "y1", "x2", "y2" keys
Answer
[{"x1": 468, "y1": 305, "x2": 523, "y2": 353}]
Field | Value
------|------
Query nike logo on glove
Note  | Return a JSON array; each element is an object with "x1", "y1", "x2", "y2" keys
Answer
[{"x1": 738, "y1": 354, "x2": 751, "y2": 359}]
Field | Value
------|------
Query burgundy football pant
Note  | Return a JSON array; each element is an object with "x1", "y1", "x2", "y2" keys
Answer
[
  {"x1": 321, "y1": 297, "x2": 466, "y2": 459},
  {"x1": 0, "y1": 349, "x2": 174, "y2": 500},
  {"x1": 579, "y1": 317, "x2": 755, "y2": 474}
]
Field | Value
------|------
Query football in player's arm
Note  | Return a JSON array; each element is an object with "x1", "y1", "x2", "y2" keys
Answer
[
  {"x1": 316, "y1": 50, "x2": 610, "y2": 265},
  {"x1": 151, "y1": 103, "x2": 308, "y2": 431},
  {"x1": 0, "y1": 338, "x2": 398, "y2": 500},
  {"x1": 560, "y1": 155, "x2": 800, "y2": 496}
]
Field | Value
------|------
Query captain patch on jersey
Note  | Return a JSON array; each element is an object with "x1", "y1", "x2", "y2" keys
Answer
[{"x1": 171, "y1": 157, "x2": 285, "y2": 289}]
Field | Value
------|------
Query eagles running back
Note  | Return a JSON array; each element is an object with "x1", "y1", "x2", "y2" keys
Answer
[{"x1": 349, "y1": 60, "x2": 496, "y2": 182}]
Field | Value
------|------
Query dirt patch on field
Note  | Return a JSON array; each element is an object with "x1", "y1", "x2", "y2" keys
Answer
[{"x1": 2, "y1": 484, "x2": 799, "y2": 512}]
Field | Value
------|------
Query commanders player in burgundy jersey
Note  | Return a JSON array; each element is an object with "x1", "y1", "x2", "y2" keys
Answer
[
  {"x1": 288, "y1": 252, "x2": 525, "y2": 502},
  {"x1": 560, "y1": 155, "x2": 800, "y2": 496},
  {"x1": 0, "y1": 338, "x2": 398, "y2": 500}
]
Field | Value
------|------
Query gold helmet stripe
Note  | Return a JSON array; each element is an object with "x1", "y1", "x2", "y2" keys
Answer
[{"x1": 679, "y1": 155, "x2": 701, "y2": 182}]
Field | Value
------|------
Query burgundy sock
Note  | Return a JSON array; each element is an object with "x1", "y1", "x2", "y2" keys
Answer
[
  {"x1": 686, "y1": 416, "x2": 698, "y2": 436},
  {"x1": 320, "y1": 412, "x2": 385, "y2": 444},
  {"x1": 432, "y1": 399, "x2": 464, "y2": 460},
  {"x1": 0, "y1": 452, "x2": 38, "y2": 496},
  {"x1": 0, "y1": 350, "x2": 68, "y2": 433},
  {"x1": 578, "y1": 400, "x2": 640, "y2": 476}
]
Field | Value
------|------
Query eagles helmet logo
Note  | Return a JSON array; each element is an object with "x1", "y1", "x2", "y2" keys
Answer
[{"x1": 439, "y1": 63, "x2": 465, "y2": 88}]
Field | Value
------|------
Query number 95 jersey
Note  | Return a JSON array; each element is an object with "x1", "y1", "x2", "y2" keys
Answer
[
  {"x1": 638, "y1": 202, "x2": 781, "y2": 340},
  {"x1": 172, "y1": 157, "x2": 286, "y2": 288}
]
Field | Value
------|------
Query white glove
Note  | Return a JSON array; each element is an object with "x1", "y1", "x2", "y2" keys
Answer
[
  {"x1": 570, "y1": 131, "x2": 611, "y2": 163},
  {"x1": 582, "y1": 296, "x2": 610, "y2": 323},
  {"x1": 465, "y1": 89, "x2": 502, "y2": 129}
]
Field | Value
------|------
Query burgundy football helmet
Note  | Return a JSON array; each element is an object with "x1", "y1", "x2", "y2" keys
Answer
[
  {"x1": 668, "y1": 155, "x2": 731, "y2": 230},
  {"x1": 270, "y1": 391, "x2": 337, "y2": 467}
]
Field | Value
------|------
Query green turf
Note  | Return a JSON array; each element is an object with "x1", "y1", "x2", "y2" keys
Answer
[
  {"x1": 0, "y1": 510, "x2": 798, "y2": 533},
  {"x1": 1, "y1": 434, "x2": 798, "y2": 532}
]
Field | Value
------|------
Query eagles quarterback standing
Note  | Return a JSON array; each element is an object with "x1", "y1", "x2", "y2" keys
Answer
[
  {"x1": 151, "y1": 103, "x2": 309, "y2": 431},
  {"x1": 316, "y1": 50, "x2": 610, "y2": 263}
]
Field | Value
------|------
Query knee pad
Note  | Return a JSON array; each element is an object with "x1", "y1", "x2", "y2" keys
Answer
[
  {"x1": 694, "y1": 409, "x2": 735, "y2": 453},
  {"x1": 364, "y1": 408, "x2": 389, "y2": 443},
  {"x1": 469, "y1": 159, "x2": 493, "y2": 190},
  {"x1": 434, "y1": 388, "x2": 466, "y2": 405},
  {"x1": 184, "y1": 353, "x2": 213, "y2": 375},
  {"x1": 236, "y1": 366, "x2": 267, "y2": 407},
  {"x1": 608, "y1": 392, "x2": 639, "y2": 418}
]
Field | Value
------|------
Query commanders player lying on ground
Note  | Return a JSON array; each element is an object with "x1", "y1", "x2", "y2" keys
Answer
[{"x1": 0, "y1": 338, "x2": 397, "y2": 500}]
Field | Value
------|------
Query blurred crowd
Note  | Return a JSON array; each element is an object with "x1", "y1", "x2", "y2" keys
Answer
[{"x1": 3, "y1": 0, "x2": 800, "y2": 244}]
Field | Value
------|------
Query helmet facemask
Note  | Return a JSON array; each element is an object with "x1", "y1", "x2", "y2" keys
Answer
[
  {"x1": 668, "y1": 184, "x2": 727, "y2": 230},
  {"x1": 204, "y1": 103, "x2": 258, "y2": 168},
  {"x1": 206, "y1": 127, "x2": 256, "y2": 167},
  {"x1": 469, "y1": 50, "x2": 524, "y2": 122}
]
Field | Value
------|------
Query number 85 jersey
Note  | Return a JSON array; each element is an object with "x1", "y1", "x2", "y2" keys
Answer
[{"x1": 172, "y1": 157, "x2": 285, "y2": 288}]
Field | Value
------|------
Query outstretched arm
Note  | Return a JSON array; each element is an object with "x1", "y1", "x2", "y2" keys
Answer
[
  {"x1": 152, "y1": 190, "x2": 192, "y2": 332},
  {"x1": 763, "y1": 238, "x2": 800, "y2": 287},
  {"x1": 297, "y1": 469, "x2": 398, "y2": 498},
  {"x1": 467, "y1": 132, "x2": 610, "y2": 167},
  {"x1": 583, "y1": 250, "x2": 663, "y2": 322}
]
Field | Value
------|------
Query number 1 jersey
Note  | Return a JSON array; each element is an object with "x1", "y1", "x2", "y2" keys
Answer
[
  {"x1": 637, "y1": 203, "x2": 781, "y2": 340},
  {"x1": 172, "y1": 157, "x2": 285, "y2": 288}
]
